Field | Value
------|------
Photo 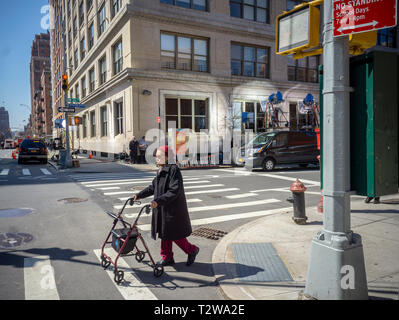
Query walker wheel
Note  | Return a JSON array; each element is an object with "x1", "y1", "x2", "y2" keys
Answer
[
  {"x1": 135, "y1": 251, "x2": 145, "y2": 262},
  {"x1": 153, "y1": 265, "x2": 164, "y2": 278},
  {"x1": 114, "y1": 270, "x2": 124, "y2": 284}
]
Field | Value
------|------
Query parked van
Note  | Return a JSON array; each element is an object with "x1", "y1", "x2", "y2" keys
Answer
[
  {"x1": 4, "y1": 139, "x2": 14, "y2": 149},
  {"x1": 237, "y1": 131, "x2": 319, "y2": 171}
]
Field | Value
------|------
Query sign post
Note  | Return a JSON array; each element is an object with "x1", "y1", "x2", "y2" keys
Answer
[{"x1": 334, "y1": 0, "x2": 397, "y2": 37}]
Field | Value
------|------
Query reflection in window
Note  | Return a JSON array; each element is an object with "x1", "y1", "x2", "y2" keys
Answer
[
  {"x1": 231, "y1": 43, "x2": 269, "y2": 78},
  {"x1": 160, "y1": 0, "x2": 207, "y2": 11},
  {"x1": 230, "y1": 0, "x2": 269, "y2": 23}
]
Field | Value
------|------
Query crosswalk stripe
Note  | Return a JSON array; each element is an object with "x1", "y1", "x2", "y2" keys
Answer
[
  {"x1": 24, "y1": 255, "x2": 60, "y2": 300},
  {"x1": 80, "y1": 178, "x2": 154, "y2": 185},
  {"x1": 184, "y1": 184, "x2": 224, "y2": 190},
  {"x1": 40, "y1": 168, "x2": 52, "y2": 175},
  {"x1": 96, "y1": 187, "x2": 121, "y2": 190},
  {"x1": 113, "y1": 198, "x2": 203, "y2": 210},
  {"x1": 185, "y1": 188, "x2": 239, "y2": 195},
  {"x1": 93, "y1": 249, "x2": 157, "y2": 300},
  {"x1": 84, "y1": 177, "x2": 202, "y2": 188},
  {"x1": 22, "y1": 169, "x2": 31, "y2": 176},
  {"x1": 137, "y1": 206, "x2": 293, "y2": 231},
  {"x1": 0, "y1": 169, "x2": 9, "y2": 175},
  {"x1": 226, "y1": 193, "x2": 259, "y2": 199}
]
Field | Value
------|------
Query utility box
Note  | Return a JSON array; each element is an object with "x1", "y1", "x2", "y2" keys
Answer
[{"x1": 350, "y1": 51, "x2": 398, "y2": 197}]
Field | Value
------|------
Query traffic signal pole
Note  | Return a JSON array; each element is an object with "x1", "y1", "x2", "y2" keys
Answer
[
  {"x1": 62, "y1": 23, "x2": 72, "y2": 169},
  {"x1": 303, "y1": 0, "x2": 368, "y2": 299}
]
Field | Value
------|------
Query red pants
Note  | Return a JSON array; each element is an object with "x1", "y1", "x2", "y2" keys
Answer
[{"x1": 161, "y1": 238, "x2": 197, "y2": 261}]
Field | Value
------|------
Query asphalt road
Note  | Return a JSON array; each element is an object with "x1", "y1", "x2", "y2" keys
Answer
[{"x1": 0, "y1": 150, "x2": 321, "y2": 300}]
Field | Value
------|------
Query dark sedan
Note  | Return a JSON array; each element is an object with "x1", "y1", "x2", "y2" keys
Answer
[{"x1": 18, "y1": 139, "x2": 48, "y2": 164}]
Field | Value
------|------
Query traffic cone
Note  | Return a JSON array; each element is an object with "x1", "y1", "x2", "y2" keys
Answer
[
  {"x1": 89, "y1": 152, "x2": 93, "y2": 159},
  {"x1": 12, "y1": 152, "x2": 16, "y2": 159}
]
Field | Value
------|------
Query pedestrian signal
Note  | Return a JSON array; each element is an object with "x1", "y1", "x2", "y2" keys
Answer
[{"x1": 74, "y1": 117, "x2": 82, "y2": 125}]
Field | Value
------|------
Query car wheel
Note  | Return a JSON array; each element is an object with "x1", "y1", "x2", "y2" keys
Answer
[{"x1": 263, "y1": 158, "x2": 275, "y2": 171}]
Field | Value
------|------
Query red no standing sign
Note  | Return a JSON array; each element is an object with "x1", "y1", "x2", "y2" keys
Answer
[{"x1": 333, "y1": 0, "x2": 398, "y2": 37}]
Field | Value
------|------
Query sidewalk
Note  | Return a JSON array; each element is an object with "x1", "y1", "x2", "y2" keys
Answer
[{"x1": 212, "y1": 196, "x2": 399, "y2": 300}]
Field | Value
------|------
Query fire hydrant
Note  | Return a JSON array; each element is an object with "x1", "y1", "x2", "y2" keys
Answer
[{"x1": 290, "y1": 179, "x2": 308, "y2": 225}]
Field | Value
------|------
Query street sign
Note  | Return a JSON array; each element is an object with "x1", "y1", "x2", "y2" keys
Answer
[
  {"x1": 68, "y1": 98, "x2": 80, "y2": 103},
  {"x1": 334, "y1": 0, "x2": 397, "y2": 37},
  {"x1": 58, "y1": 107, "x2": 75, "y2": 113},
  {"x1": 68, "y1": 104, "x2": 86, "y2": 109}
]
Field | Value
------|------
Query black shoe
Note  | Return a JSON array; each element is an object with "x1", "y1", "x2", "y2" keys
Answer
[
  {"x1": 365, "y1": 197, "x2": 373, "y2": 203},
  {"x1": 157, "y1": 258, "x2": 175, "y2": 267},
  {"x1": 186, "y1": 247, "x2": 199, "y2": 266},
  {"x1": 374, "y1": 197, "x2": 380, "y2": 204}
]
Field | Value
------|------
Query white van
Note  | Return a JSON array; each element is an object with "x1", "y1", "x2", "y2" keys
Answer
[{"x1": 4, "y1": 139, "x2": 14, "y2": 149}]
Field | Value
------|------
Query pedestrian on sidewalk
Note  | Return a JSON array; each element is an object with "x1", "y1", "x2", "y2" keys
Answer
[
  {"x1": 138, "y1": 136, "x2": 148, "y2": 164},
  {"x1": 129, "y1": 136, "x2": 139, "y2": 164},
  {"x1": 132, "y1": 145, "x2": 199, "y2": 267},
  {"x1": 365, "y1": 196, "x2": 380, "y2": 204}
]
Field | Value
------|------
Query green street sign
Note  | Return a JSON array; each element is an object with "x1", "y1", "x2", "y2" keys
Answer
[{"x1": 68, "y1": 98, "x2": 80, "y2": 103}]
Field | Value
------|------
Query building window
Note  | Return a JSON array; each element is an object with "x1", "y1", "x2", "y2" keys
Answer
[
  {"x1": 231, "y1": 101, "x2": 266, "y2": 133},
  {"x1": 89, "y1": 68, "x2": 95, "y2": 92},
  {"x1": 377, "y1": 27, "x2": 397, "y2": 48},
  {"x1": 99, "y1": 56, "x2": 107, "y2": 85},
  {"x1": 113, "y1": 40, "x2": 123, "y2": 75},
  {"x1": 98, "y1": 3, "x2": 106, "y2": 36},
  {"x1": 74, "y1": 49, "x2": 79, "y2": 70},
  {"x1": 80, "y1": 37, "x2": 86, "y2": 60},
  {"x1": 68, "y1": 28, "x2": 72, "y2": 47},
  {"x1": 87, "y1": 0, "x2": 93, "y2": 10},
  {"x1": 83, "y1": 114, "x2": 87, "y2": 138},
  {"x1": 112, "y1": 0, "x2": 122, "y2": 17},
  {"x1": 81, "y1": 76, "x2": 87, "y2": 98},
  {"x1": 88, "y1": 23, "x2": 94, "y2": 50},
  {"x1": 165, "y1": 97, "x2": 209, "y2": 132},
  {"x1": 75, "y1": 84, "x2": 79, "y2": 100},
  {"x1": 231, "y1": 43, "x2": 270, "y2": 78},
  {"x1": 90, "y1": 110, "x2": 96, "y2": 137},
  {"x1": 73, "y1": 16, "x2": 78, "y2": 37},
  {"x1": 79, "y1": 1, "x2": 85, "y2": 26},
  {"x1": 161, "y1": 33, "x2": 208, "y2": 72},
  {"x1": 114, "y1": 101, "x2": 123, "y2": 135},
  {"x1": 287, "y1": 55, "x2": 319, "y2": 83},
  {"x1": 230, "y1": 0, "x2": 269, "y2": 24},
  {"x1": 100, "y1": 106, "x2": 108, "y2": 136},
  {"x1": 160, "y1": 0, "x2": 207, "y2": 11}
]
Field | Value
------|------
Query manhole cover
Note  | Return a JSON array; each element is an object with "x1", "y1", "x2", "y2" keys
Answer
[
  {"x1": 0, "y1": 233, "x2": 34, "y2": 249},
  {"x1": 0, "y1": 208, "x2": 34, "y2": 218},
  {"x1": 58, "y1": 198, "x2": 88, "y2": 203},
  {"x1": 192, "y1": 227, "x2": 228, "y2": 240}
]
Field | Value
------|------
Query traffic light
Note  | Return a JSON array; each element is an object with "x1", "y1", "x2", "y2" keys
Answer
[
  {"x1": 62, "y1": 74, "x2": 69, "y2": 93},
  {"x1": 74, "y1": 117, "x2": 82, "y2": 125}
]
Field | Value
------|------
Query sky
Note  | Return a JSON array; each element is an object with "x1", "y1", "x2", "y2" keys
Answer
[{"x1": 0, "y1": 0, "x2": 50, "y2": 132}]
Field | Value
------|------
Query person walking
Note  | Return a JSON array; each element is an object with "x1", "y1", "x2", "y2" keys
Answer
[
  {"x1": 132, "y1": 145, "x2": 199, "y2": 267},
  {"x1": 138, "y1": 136, "x2": 148, "y2": 164},
  {"x1": 129, "y1": 136, "x2": 139, "y2": 164},
  {"x1": 365, "y1": 196, "x2": 380, "y2": 204}
]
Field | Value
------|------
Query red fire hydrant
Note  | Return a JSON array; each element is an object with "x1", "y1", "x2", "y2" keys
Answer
[{"x1": 290, "y1": 179, "x2": 308, "y2": 225}]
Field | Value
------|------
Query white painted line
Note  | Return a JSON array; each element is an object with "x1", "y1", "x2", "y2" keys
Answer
[
  {"x1": 85, "y1": 177, "x2": 202, "y2": 188},
  {"x1": 24, "y1": 255, "x2": 60, "y2": 300},
  {"x1": 184, "y1": 184, "x2": 224, "y2": 190},
  {"x1": 104, "y1": 191, "x2": 139, "y2": 196},
  {"x1": 138, "y1": 207, "x2": 293, "y2": 230},
  {"x1": 0, "y1": 169, "x2": 9, "y2": 176},
  {"x1": 113, "y1": 198, "x2": 203, "y2": 210},
  {"x1": 189, "y1": 199, "x2": 280, "y2": 212},
  {"x1": 93, "y1": 249, "x2": 157, "y2": 300},
  {"x1": 250, "y1": 187, "x2": 322, "y2": 195},
  {"x1": 218, "y1": 168, "x2": 320, "y2": 186},
  {"x1": 40, "y1": 168, "x2": 52, "y2": 175},
  {"x1": 80, "y1": 178, "x2": 154, "y2": 185},
  {"x1": 96, "y1": 187, "x2": 121, "y2": 190},
  {"x1": 22, "y1": 169, "x2": 31, "y2": 176},
  {"x1": 185, "y1": 188, "x2": 240, "y2": 195},
  {"x1": 226, "y1": 193, "x2": 259, "y2": 199}
]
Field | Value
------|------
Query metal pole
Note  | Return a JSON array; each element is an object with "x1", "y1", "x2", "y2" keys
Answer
[
  {"x1": 303, "y1": 0, "x2": 368, "y2": 300},
  {"x1": 62, "y1": 12, "x2": 72, "y2": 169}
]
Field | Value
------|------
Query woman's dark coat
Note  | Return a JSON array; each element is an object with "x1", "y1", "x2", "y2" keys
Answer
[{"x1": 136, "y1": 164, "x2": 192, "y2": 241}]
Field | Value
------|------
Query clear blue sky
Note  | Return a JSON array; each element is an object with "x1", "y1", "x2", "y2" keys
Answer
[{"x1": 0, "y1": 0, "x2": 49, "y2": 132}]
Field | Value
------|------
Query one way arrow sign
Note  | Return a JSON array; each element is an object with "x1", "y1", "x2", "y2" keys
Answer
[{"x1": 333, "y1": 0, "x2": 397, "y2": 37}]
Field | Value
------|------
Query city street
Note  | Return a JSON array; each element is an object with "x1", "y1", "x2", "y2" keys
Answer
[{"x1": 0, "y1": 150, "x2": 323, "y2": 300}]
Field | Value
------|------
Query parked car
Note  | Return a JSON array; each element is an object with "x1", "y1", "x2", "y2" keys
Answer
[
  {"x1": 237, "y1": 130, "x2": 319, "y2": 171},
  {"x1": 4, "y1": 139, "x2": 14, "y2": 149},
  {"x1": 18, "y1": 139, "x2": 48, "y2": 164}
]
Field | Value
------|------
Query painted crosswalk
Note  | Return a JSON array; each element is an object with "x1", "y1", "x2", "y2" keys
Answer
[{"x1": 0, "y1": 168, "x2": 54, "y2": 177}]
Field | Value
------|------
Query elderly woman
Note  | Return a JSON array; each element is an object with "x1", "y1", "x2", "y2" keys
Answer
[{"x1": 133, "y1": 145, "x2": 199, "y2": 267}]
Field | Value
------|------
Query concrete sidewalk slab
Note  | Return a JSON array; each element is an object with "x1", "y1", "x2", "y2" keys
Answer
[{"x1": 212, "y1": 197, "x2": 399, "y2": 300}]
